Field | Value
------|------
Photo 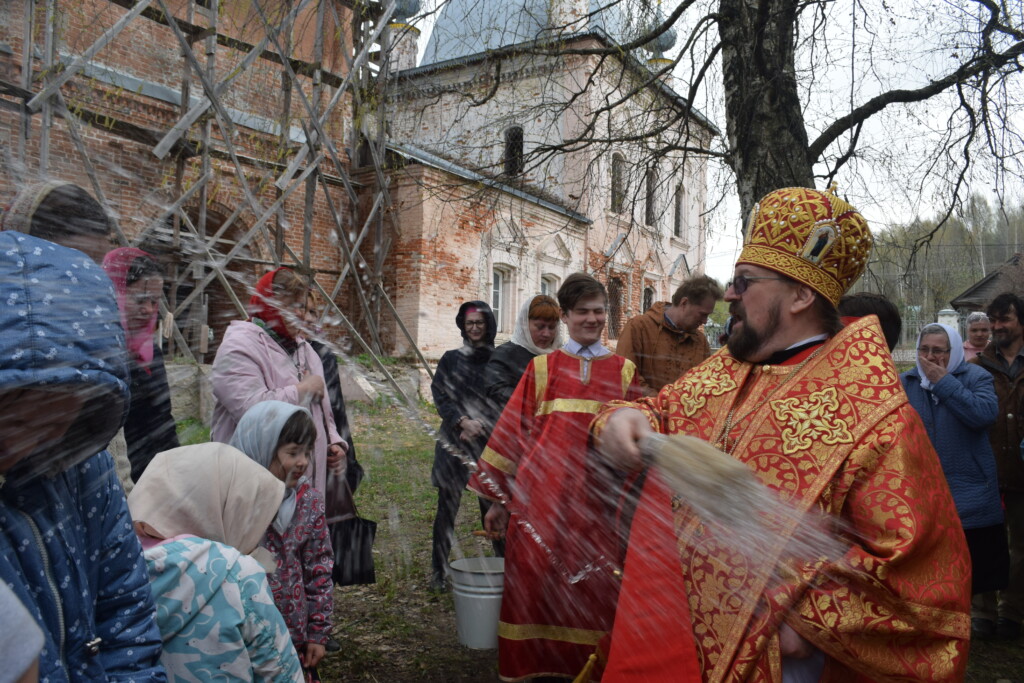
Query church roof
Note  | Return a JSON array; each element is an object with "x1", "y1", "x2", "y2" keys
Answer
[{"x1": 421, "y1": 0, "x2": 653, "y2": 65}]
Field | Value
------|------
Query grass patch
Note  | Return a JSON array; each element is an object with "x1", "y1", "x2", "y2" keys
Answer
[
  {"x1": 175, "y1": 418, "x2": 210, "y2": 445},
  {"x1": 320, "y1": 401, "x2": 497, "y2": 681},
  {"x1": 354, "y1": 353, "x2": 402, "y2": 371}
]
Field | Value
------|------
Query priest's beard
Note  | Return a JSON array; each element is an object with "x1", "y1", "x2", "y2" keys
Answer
[{"x1": 728, "y1": 301, "x2": 782, "y2": 363}]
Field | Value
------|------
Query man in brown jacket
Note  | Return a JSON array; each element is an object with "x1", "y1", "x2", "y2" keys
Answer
[
  {"x1": 972, "y1": 291, "x2": 1024, "y2": 641},
  {"x1": 614, "y1": 274, "x2": 723, "y2": 395}
]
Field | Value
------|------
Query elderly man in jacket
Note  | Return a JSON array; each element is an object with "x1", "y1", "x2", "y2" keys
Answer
[{"x1": 615, "y1": 275, "x2": 723, "y2": 395}]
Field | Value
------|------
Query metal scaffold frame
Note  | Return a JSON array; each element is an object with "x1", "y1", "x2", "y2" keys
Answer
[{"x1": 2, "y1": 0, "x2": 433, "y2": 401}]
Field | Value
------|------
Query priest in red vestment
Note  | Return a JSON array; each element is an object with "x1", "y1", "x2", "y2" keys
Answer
[
  {"x1": 469, "y1": 272, "x2": 643, "y2": 681},
  {"x1": 593, "y1": 186, "x2": 971, "y2": 682}
]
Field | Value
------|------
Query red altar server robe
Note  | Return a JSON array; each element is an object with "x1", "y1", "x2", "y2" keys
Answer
[{"x1": 470, "y1": 348, "x2": 642, "y2": 681}]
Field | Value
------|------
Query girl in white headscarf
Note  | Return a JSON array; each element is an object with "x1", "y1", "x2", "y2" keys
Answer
[
  {"x1": 128, "y1": 443, "x2": 304, "y2": 683},
  {"x1": 229, "y1": 400, "x2": 334, "y2": 679}
]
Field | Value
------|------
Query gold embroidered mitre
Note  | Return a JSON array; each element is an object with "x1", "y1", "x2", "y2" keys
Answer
[{"x1": 737, "y1": 186, "x2": 872, "y2": 305}]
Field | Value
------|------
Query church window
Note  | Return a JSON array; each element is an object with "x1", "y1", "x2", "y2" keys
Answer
[
  {"x1": 611, "y1": 154, "x2": 626, "y2": 214},
  {"x1": 608, "y1": 276, "x2": 624, "y2": 339},
  {"x1": 492, "y1": 267, "x2": 512, "y2": 332},
  {"x1": 540, "y1": 274, "x2": 559, "y2": 297},
  {"x1": 674, "y1": 184, "x2": 685, "y2": 238},
  {"x1": 504, "y1": 126, "x2": 524, "y2": 177},
  {"x1": 643, "y1": 286, "x2": 654, "y2": 312},
  {"x1": 645, "y1": 167, "x2": 657, "y2": 227}
]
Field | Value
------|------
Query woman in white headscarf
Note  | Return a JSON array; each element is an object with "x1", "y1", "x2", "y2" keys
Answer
[
  {"x1": 900, "y1": 323, "x2": 1008, "y2": 640},
  {"x1": 483, "y1": 294, "x2": 562, "y2": 414},
  {"x1": 129, "y1": 443, "x2": 304, "y2": 683}
]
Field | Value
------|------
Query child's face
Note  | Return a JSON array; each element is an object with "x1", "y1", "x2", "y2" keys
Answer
[{"x1": 271, "y1": 442, "x2": 311, "y2": 488}]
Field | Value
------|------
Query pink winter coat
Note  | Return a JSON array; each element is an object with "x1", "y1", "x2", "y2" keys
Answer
[{"x1": 211, "y1": 320, "x2": 341, "y2": 495}]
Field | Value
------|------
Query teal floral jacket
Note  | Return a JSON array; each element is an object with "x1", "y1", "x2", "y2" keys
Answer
[{"x1": 145, "y1": 536, "x2": 304, "y2": 682}]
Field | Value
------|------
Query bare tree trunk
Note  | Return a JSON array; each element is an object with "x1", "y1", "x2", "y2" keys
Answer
[{"x1": 720, "y1": 0, "x2": 814, "y2": 217}]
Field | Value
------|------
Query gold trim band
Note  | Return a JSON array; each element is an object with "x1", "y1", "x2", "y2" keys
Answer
[
  {"x1": 481, "y1": 446, "x2": 517, "y2": 476},
  {"x1": 536, "y1": 399, "x2": 602, "y2": 416},
  {"x1": 498, "y1": 621, "x2": 605, "y2": 646}
]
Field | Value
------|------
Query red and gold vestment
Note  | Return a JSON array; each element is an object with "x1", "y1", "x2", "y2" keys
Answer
[
  {"x1": 469, "y1": 349, "x2": 642, "y2": 682},
  {"x1": 594, "y1": 316, "x2": 971, "y2": 682}
]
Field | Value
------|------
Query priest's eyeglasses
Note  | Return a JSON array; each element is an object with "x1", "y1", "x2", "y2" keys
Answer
[{"x1": 726, "y1": 274, "x2": 787, "y2": 295}]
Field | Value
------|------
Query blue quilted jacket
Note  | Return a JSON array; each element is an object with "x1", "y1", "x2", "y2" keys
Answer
[
  {"x1": 0, "y1": 232, "x2": 165, "y2": 681},
  {"x1": 902, "y1": 360, "x2": 1003, "y2": 529}
]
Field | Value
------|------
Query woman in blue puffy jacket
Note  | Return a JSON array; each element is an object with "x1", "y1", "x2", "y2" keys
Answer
[
  {"x1": 901, "y1": 322, "x2": 1010, "y2": 638},
  {"x1": 0, "y1": 231, "x2": 165, "y2": 681}
]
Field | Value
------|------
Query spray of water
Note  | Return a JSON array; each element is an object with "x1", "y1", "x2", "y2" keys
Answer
[{"x1": 640, "y1": 432, "x2": 851, "y2": 591}]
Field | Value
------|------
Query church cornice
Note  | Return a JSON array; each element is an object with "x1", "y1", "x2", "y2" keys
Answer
[
  {"x1": 393, "y1": 30, "x2": 719, "y2": 137},
  {"x1": 388, "y1": 61, "x2": 560, "y2": 103}
]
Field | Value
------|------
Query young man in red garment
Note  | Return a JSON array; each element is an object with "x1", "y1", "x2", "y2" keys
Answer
[{"x1": 470, "y1": 272, "x2": 642, "y2": 682}]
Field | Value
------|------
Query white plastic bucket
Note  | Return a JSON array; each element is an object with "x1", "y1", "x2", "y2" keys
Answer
[{"x1": 449, "y1": 557, "x2": 505, "y2": 649}]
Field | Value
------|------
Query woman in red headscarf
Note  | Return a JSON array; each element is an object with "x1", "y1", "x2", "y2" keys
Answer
[
  {"x1": 210, "y1": 267, "x2": 346, "y2": 495},
  {"x1": 102, "y1": 247, "x2": 181, "y2": 483}
]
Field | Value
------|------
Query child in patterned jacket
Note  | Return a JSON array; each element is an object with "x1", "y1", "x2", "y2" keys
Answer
[{"x1": 230, "y1": 400, "x2": 335, "y2": 680}]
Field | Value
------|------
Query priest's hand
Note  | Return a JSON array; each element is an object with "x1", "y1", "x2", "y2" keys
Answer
[
  {"x1": 595, "y1": 408, "x2": 651, "y2": 472},
  {"x1": 484, "y1": 502, "x2": 510, "y2": 539},
  {"x1": 779, "y1": 623, "x2": 813, "y2": 659}
]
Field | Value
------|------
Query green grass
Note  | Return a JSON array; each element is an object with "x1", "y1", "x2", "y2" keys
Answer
[
  {"x1": 354, "y1": 353, "x2": 402, "y2": 371},
  {"x1": 321, "y1": 401, "x2": 498, "y2": 681},
  {"x1": 175, "y1": 418, "x2": 210, "y2": 445}
]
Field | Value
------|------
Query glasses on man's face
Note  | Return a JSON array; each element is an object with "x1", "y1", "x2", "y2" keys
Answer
[
  {"x1": 917, "y1": 346, "x2": 950, "y2": 356},
  {"x1": 726, "y1": 274, "x2": 788, "y2": 296},
  {"x1": 464, "y1": 320, "x2": 486, "y2": 327}
]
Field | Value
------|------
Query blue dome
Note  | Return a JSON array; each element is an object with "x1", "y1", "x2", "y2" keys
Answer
[{"x1": 420, "y1": 0, "x2": 666, "y2": 66}]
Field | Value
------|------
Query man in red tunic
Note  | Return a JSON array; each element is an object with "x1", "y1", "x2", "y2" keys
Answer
[
  {"x1": 593, "y1": 186, "x2": 971, "y2": 682},
  {"x1": 470, "y1": 272, "x2": 642, "y2": 681}
]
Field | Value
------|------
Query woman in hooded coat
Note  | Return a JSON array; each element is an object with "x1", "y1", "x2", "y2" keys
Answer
[
  {"x1": 429, "y1": 300, "x2": 498, "y2": 590},
  {"x1": 0, "y1": 232, "x2": 165, "y2": 681},
  {"x1": 211, "y1": 267, "x2": 345, "y2": 497},
  {"x1": 102, "y1": 248, "x2": 179, "y2": 484},
  {"x1": 129, "y1": 443, "x2": 304, "y2": 682}
]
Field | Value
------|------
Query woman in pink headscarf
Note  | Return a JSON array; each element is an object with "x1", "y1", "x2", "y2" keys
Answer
[{"x1": 103, "y1": 248, "x2": 179, "y2": 482}]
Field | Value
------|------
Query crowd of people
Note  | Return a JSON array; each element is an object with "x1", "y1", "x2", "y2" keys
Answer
[
  {"x1": 1, "y1": 176, "x2": 1021, "y2": 683},
  {"x1": 0, "y1": 181, "x2": 355, "y2": 682}
]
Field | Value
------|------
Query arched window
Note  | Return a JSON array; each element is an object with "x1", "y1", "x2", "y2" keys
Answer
[
  {"x1": 492, "y1": 266, "x2": 513, "y2": 332},
  {"x1": 608, "y1": 276, "x2": 624, "y2": 339},
  {"x1": 611, "y1": 153, "x2": 626, "y2": 214},
  {"x1": 504, "y1": 126, "x2": 524, "y2": 177},
  {"x1": 540, "y1": 274, "x2": 559, "y2": 297},
  {"x1": 643, "y1": 286, "x2": 655, "y2": 312},
  {"x1": 645, "y1": 167, "x2": 657, "y2": 227},
  {"x1": 674, "y1": 184, "x2": 684, "y2": 238}
]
